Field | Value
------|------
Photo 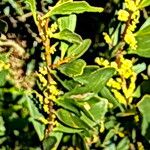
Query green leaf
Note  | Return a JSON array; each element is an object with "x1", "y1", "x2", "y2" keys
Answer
[
  {"x1": 26, "y1": 0, "x2": 37, "y2": 23},
  {"x1": 42, "y1": 1, "x2": 103, "y2": 19},
  {"x1": 72, "y1": 67, "x2": 115, "y2": 94},
  {"x1": 139, "y1": 0, "x2": 150, "y2": 8},
  {"x1": 43, "y1": 136, "x2": 57, "y2": 150},
  {"x1": 137, "y1": 95, "x2": 150, "y2": 138},
  {"x1": 129, "y1": 24, "x2": 150, "y2": 57},
  {"x1": 58, "y1": 59, "x2": 86, "y2": 77},
  {"x1": 26, "y1": 96, "x2": 45, "y2": 141},
  {"x1": 52, "y1": 29, "x2": 82, "y2": 44},
  {"x1": 80, "y1": 112, "x2": 96, "y2": 128},
  {"x1": 116, "y1": 137, "x2": 130, "y2": 150},
  {"x1": 58, "y1": 14, "x2": 77, "y2": 32},
  {"x1": 67, "y1": 39, "x2": 91, "y2": 60},
  {"x1": 56, "y1": 97, "x2": 80, "y2": 115},
  {"x1": 58, "y1": 15, "x2": 77, "y2": 59},
  {"x1": 133, "y1": 63, "x2": 146, "y2": 74},
  {"x1": 56, "y1": 109, "x2": 90, "y2": 129},
  {"x1": 43, "y1": 132, "x2": 63, "y2": 150},
  {"x1": 54, "y1": 123, "x2": 83, "y2": 133},
  {"x1": 100, "y1": 86, "x2": 124, "y2": 111},
  {"x1": 29, "y1": 118, "x2": 45, "y2": 141},
  {"x1": 89, "y1": 98, "x2": 108, "y2": 122},
  {"x1": 26, "y1": 95, "x2": 43, "y2": 119}
]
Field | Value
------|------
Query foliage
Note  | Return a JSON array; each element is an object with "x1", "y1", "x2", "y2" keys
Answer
[{"x1": 0, "y1": 0, "x2": 150, "y2": 149}]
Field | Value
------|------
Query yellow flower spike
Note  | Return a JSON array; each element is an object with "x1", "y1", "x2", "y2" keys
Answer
[
  {"x1": 38, "y1": 117, "x2": 49, "y2": 125},
  {"x1": 111, "y1": 89, "x2": 127, "y2": 106},
  {"x1": 44, "y1": 98, "x2": 49, "y2": 104},
  {"x1": 107, "y1": 78, "x2": 121, "y2": 90},
  {"x1": 107, "y1": 78, "x2": 114, "y2": 87},
  {"x1": 131, "y1": 10, "x2": 140, "y2": 22},
  {"x1": 110, "y1": 62, "x2": 118, "y2": 69},
  {"x1": 95, "y1": 57, "x2": 109, "y2": 67},
  {"x1": 125, "y1": 0, "x2": 137, "y2": 11},
  {"x1": 39, "y1": 66, "x2": 47, "y2": 75},
  {"x1": 117, "y1": 9, "x2": 129, "y2": 22},
  {"x1": 115, "y1": 78, "x2": 121, "y2": 83},
  {"x1": 37, "y1": 73, "x2": 47, "y2": 87},
  {"x1": 124, "y1": 31, "x2": 137, "y2": 50},
  {"x1": 43, "y1": 104, "x2": 49, "y2": 113},
  {"x1": 34, "y1": 91, "x2": 44, "y2": 104},
  {"x1": 48, "y1": 95, "x2": 56, "y2": 101},
  {"x1": 103, "y1": 32, "x2": 113, "y2": 45},
  {"x1": 128, "y1": 22, "x2": 137, "y2": 32},
  {"x1": 50, "y1": 22, "x2": 58, "y2": 33},
  {"x1": 103, "y1": 60, "x2": 110, "y2": 67},
  {"x1": 49, "y1": 85, "x2": 59, "y2": 95}
]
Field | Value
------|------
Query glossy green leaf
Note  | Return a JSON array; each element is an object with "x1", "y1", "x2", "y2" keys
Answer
[
  {"x1": 58, "y1": 15, "x2": 77, "y2": 59},
  {"x1": 72, "y1": 67, "x2": 115, "y2": 94},
  {"x1": 139, "y1": 0, "x2": 150, "y2": 8},
  {"x1": 67, "y1": 39, "x2": 91, "y2": 60},
  {"x1": 58, "y1": 59, "x2": 86, "y2": 77},
  {"x1": 89, "y1": 98, "x2": 108, "y2": 122},
  {"x1": 26, "y1": 96, "x2": 43, "y2": 119},
  {"x1": 52, "y1": 29, "x2": 82, "y2": 44},
  {"x1": 56, "y1": 97, "x2": 80, "y2": 115},
  {"x1": 58, "y1": 14, "x2": 77, "y2": 32},
  {"x1": 29, "y1": 118, "x2": 45, "y2": 141},
  {"x1": 54, "y1": 123, "x2": 83, "y2": 133},
  {"x1": 137, "y1": 95, "x2": 150, "y2": 137},
  {"x1": 42, "y1": 1, "x2": 103, "y2": 19},
  {"x1": 56, "y1": 109, "x2": 90, "y2": 129},
  {"x1": 26, "y1": 96, "x2": 45, "y2": 141},
  {"x1": 100, "y1": 87, "x2": 124, "y2": 111},
  {"x1": 26, "y1": 0, "x2": 37, "y2": 23},
  {"x1": 43, "y1": 136, "x2": 56, "y2": 150},
  {"x1": 43, "y1": 132, "x2": 63, "y2": 150},
  {"x1": 133, "y1": 63, "x2": 146, "y2": 74},
  {"x1": 80, "y1": 112, "x2": 96, "y2": 128}
]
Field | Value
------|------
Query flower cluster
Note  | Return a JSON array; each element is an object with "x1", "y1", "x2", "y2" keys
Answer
[
  {"x1": 117, "y1": 0, "x2": 141, "y2": 50},
  {"x1": 95, "y1": 55, "x2": 137, "y2": 106},
  {"x1": 36, "y1": 65, "x2": 61, "y2": 114}
]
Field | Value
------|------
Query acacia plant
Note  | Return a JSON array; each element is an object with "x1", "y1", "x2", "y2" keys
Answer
[{"x1": 0, "y1": 0, "x2": 150, "y2": 149}]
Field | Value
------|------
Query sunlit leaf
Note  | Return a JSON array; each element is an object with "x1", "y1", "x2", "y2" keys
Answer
[{"x1": 42, "y1": 1, "x2": 103, "y2": 19}]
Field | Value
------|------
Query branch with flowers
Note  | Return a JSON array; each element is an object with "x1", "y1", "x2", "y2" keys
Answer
[{"x1": 0, "y1": 0, "x2": 150, "y2": 149}]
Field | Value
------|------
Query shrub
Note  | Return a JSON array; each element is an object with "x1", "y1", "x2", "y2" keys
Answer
[{"x1": 0, "y1": 0, "x2": 150, "y2": 149}]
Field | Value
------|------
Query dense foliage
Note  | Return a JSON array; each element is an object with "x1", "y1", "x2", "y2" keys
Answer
[{"x1": 0, "y1": 0, "x2": 150, "y2": 149}]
